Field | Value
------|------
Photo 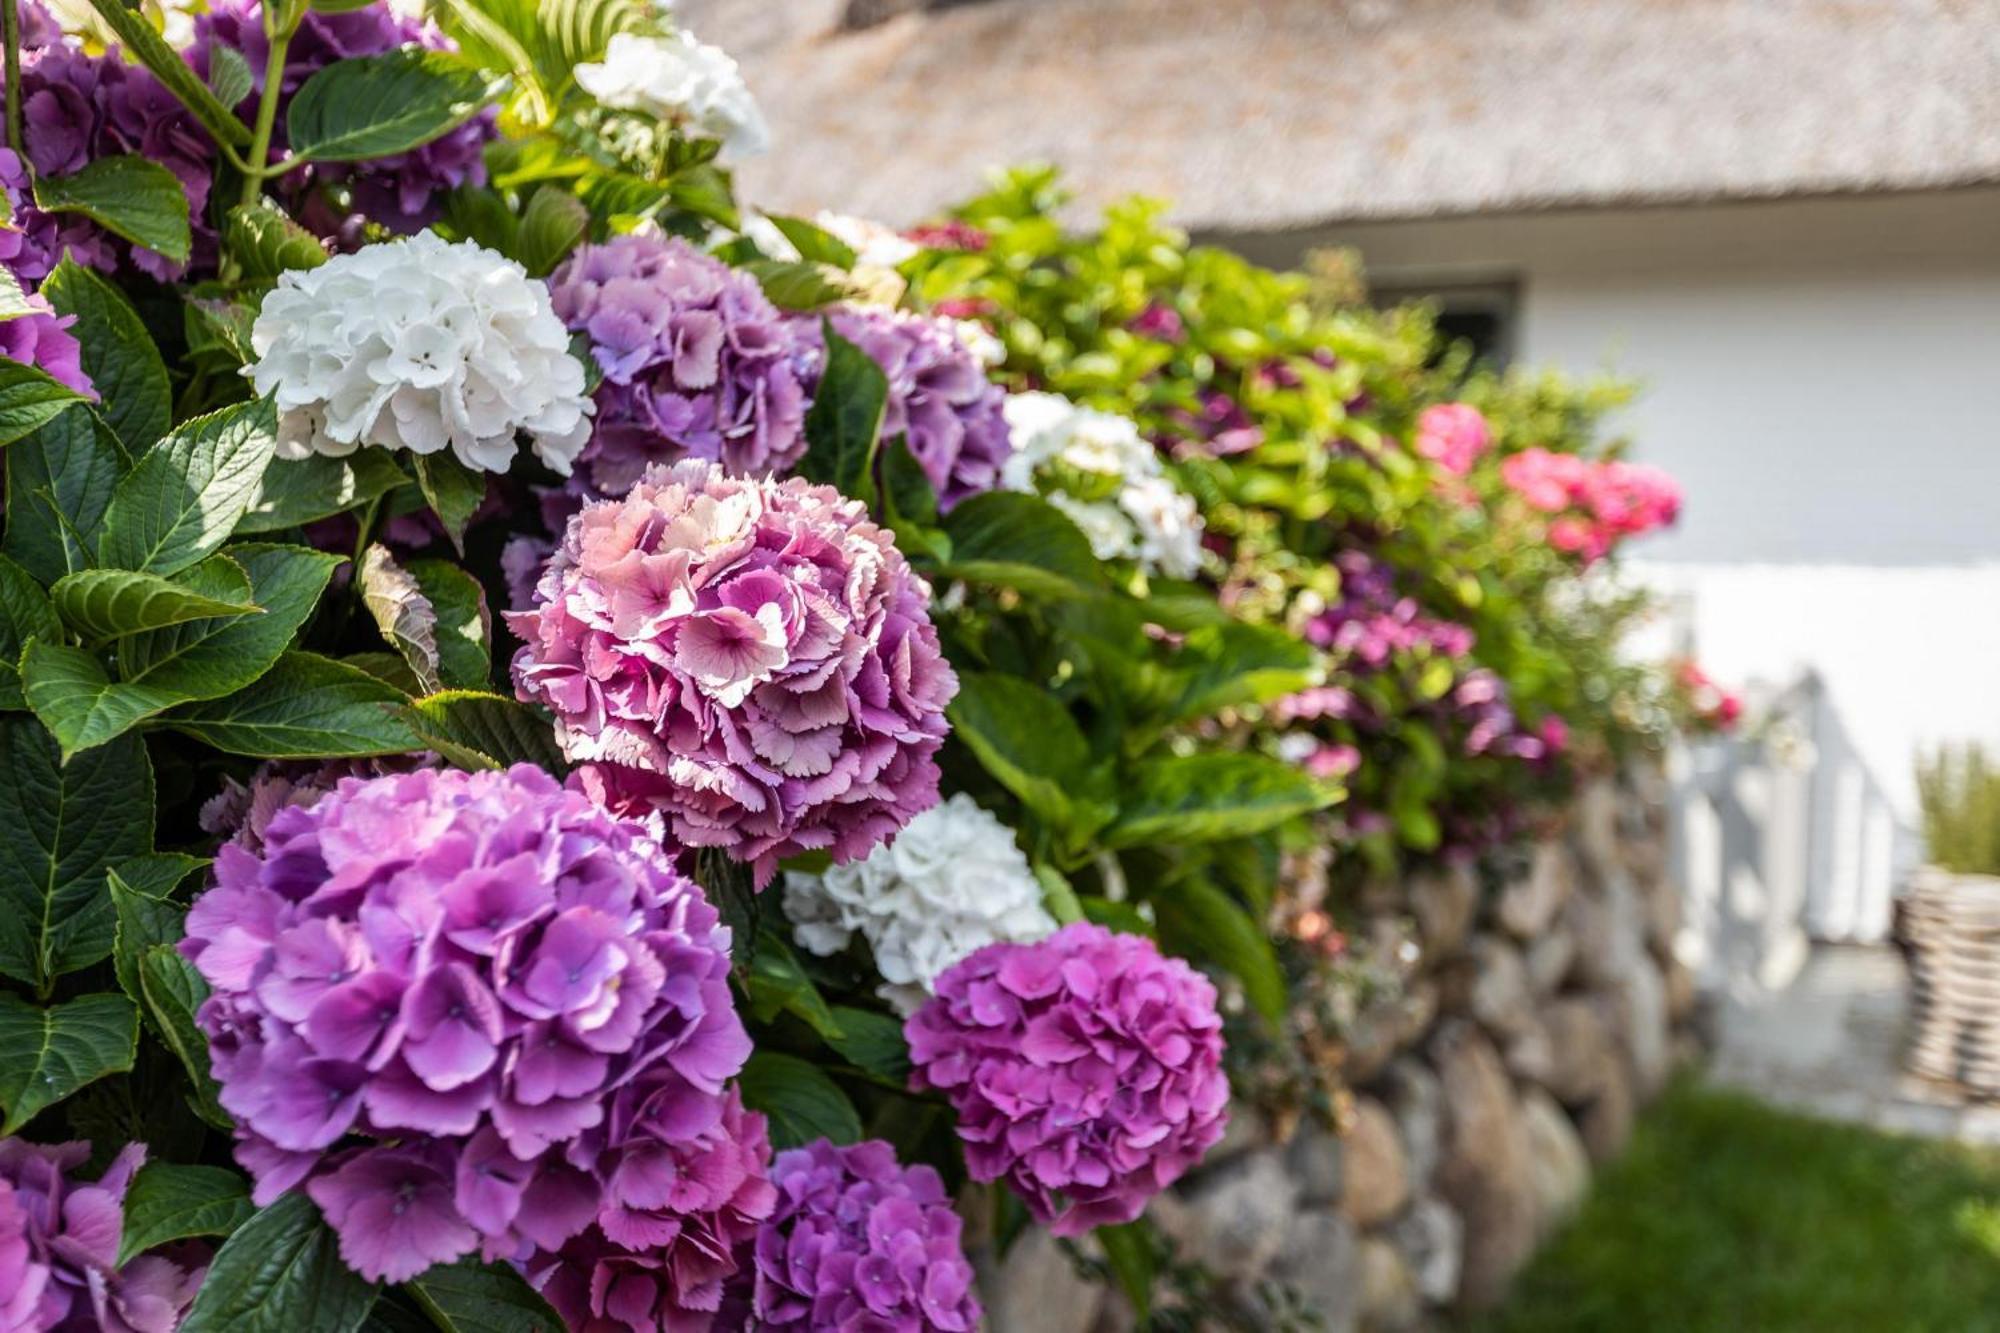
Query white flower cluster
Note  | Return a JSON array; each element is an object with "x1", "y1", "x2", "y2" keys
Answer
[
  {"x1": 247, "y1": 234, "x2": 593, "y2": 476},
  {"x1": 575, "y1": 29, "x2": 771, "y2": 160},
  {"x1": 1001, "y1": 391, "x2": 1205, "y2": 578},
  {"x1": 784, "y1": 794, "x2": 1057, "y2": 1015}
]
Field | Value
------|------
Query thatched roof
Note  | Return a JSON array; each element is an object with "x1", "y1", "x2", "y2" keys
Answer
[{"x1": 679, "y1": 0, "x2": 2000, "y2": 231}]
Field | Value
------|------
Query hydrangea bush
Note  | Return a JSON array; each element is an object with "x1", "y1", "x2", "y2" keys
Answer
[{"x1": 0, "y1": 3, "x2": 1688, "y2": 1329}]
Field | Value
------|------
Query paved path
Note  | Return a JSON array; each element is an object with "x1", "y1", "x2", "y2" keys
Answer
[{"x1": 1708, "y1": 943, "x2": 2000, "y2": 1143}]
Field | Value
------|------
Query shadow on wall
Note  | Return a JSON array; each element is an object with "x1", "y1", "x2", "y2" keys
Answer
[{"x1": 1671, "y1": 671, "x2": 1920, "y2": 1001}]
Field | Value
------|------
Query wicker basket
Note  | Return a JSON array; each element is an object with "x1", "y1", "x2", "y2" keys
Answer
[{"x1": 1903, "y1": 868, "x2": 2000, "y2": 1095}]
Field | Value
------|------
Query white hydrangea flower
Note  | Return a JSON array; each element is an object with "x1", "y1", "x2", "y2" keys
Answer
[
  {"x1": 247, "y1": 233, "x2": 593, "y2": 476},
  {"x1": 1001, "y1": 390, "x2": 1206, "y2": 579},
  {"x1": 575, "y1": 29, "x2": 770, "y2": 160},
  {"x1": 951, "y1": 318, "x2": 1006, "y2": 368},
  {"x1": 783, "y1": 794, "x2": 1058, "y2": 1015}
]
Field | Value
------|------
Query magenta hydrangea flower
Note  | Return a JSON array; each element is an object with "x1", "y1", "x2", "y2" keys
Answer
[
  {"x1": 1413, "y1": 402, "x2": 1492, "y2": 477},
  {"x1": 743, "y1": 1138, "x2": 980, "y2": 1332},
  {"x1": 800, "y1": 306, "x2": 1011, "y2": 512},
  {"x1": 0, "y1": 294, "x2": 94, "y2": 399},
  {"x1": 509, "y1": 459, "x2": 956, "y2": 885},
  {"x1": 548, "y1": 235, "x2": 810, "y2": 493},
  {"x1": 905, "y1": 923, "x2": 1229, "y2": 1237},
  {"x1": 524, "y1": 1084, "x2": 775, "y2": 1330},
  {"x1": 180, "y1": 764, "x2": 760, "y2": 1288},
  {"x1": 0, "y1": 1139, "x2": 207, "y2": 1332},
  {"x1": 194, "y1": 0, "x2": 495, "y2": 234}
]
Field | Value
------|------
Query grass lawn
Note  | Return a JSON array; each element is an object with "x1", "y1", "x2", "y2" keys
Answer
[{"x1": 1462, "y1": 1080, "x2": 2000, "y2": 1333}]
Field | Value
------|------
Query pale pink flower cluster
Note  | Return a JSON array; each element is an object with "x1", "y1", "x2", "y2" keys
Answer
[{"x1": 1499, "y1": 447, "x2": 1681, "y2": 561}]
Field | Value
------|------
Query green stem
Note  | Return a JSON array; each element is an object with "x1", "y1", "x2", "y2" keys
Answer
[
  {"x1": 2, "y1": 0, "x2": 23, "y2": 162},
  {"x1": 237, "y1": 19, "x2": 297, "y2": 214}
]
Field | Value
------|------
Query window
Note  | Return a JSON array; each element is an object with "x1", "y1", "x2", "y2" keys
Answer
[{"x1": 1370, "y1": 277, "x2": 1520, "y2": 368}]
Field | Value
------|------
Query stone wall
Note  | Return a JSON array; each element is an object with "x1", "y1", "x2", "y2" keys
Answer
[{"x1": 979, "y1": 768, "x2": 1699, "y2": 1331}]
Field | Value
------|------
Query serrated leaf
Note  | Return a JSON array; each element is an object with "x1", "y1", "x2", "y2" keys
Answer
[
  {"x1": 404, "y1": 1257, "x2": 565, "y2": 1332},
  {"x1": 3, "y1": 406, "x2": 125, "y2": 584},
  {"x1": 23, "y1": 638, "x2": 188, "y2": 757},
  {"x1": 401, "y1": 691, "x2": 563, "y2": 772},
  {"x1": 940, "y1": 490, "x2": 1104, "y2": 596},
  {"x1": 288, "y1": 49, "x2": 497, "y2": 162},
  {"x1": 737, "y1": 1051, "x2": 862, "y2": 1151},
  {"x1": 1103, "y1": 752, "x2": 1340, "y2": 849},
  {"x1": 224, "y1": 203, "x2": 330, "y2": 283},
  {"x1": 118, "y1": 544, "x2": 342, "y2": 703},
  {"x1": 34, "y1": 156, "x2": 192, "y2": 263},
  {"x1": 407, "y1": 559, "x2": 490, "y2": 689},
  {"x1": 0, "y1": 553, "x2": 60, "y2": 708},
  {"x1": 0, "y1": 716, "x2": 152, "y2": 988},
  {"x1": 109, "y1": 856, "x2": 202, "y2": 1009},
  {"x1": 118, "y1": 1162, "x2": 257, "y2": 1267},
  {"x1": 948, "y1": 671, "x2": 1114, "y2": 843},
  {"x1": 180, "y1": 1192, "x2": 378, "y2": 1333},
  {"x1": 0, "y1": 991, "x2": 137, "y2": 1134},
  {"x1": 53, "y1": 559, "x2": 259, "y2": 642},
  {"x1": 359, "y1": 543, "x2": 442, "y2": 695},
  {"x1": 99, "y1": 398, "x2": 280, "y2": 575},
  {"x1": 514, "y1": 186, "x2": 587, "y2": 278},
  {"x1": 207, "y1": 42, "x2": 255, "y2": 107},
  {"x1": 797, "y1": 323, "x2": 887, "y2": 505},
  {"x1": 237, "y1": 451, "x2": 406, "y2": 533},
  {"x1": 761, "y1": 215, "x2": 859, "y2": 268},
  {"x1": 1150, "y1": 876, "x2": 1286, "y2": 1026},
  {"x1": 185, "y1": 294, "x2": 259, "y2": 365},
  {"x1": 411, "y1": 452, "x2": 486, "y2": 554},
  {"x1": 0, "y1": 356, "x2": 90, "y2": 449},
  {"x1": 160, "y1": 651, "x2": 425, "y2": 758},
  {"x1": 42, "y1": 258, "x2": 172, "y2": 452},
  {"x1": 139, "y1": 944, "x2": 231, "y2": 1128}
]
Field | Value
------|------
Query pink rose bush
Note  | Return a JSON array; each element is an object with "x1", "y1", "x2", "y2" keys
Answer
[
  {"x1": 1500, "y1": 446, "x2": 1682, "y2": 561},
  {"x1": 510, "y1": 459, "x2": 956, "y2": 884},
  {"x1": 0, "y1": 1140, "x2": 205, "y2": 1333},
  {"x1": 905, "y1": 923, "x2": 1230, "y2": 1236},
  {"x1": 179, "y1": 765, "x2": 764, "y2": 1291}
]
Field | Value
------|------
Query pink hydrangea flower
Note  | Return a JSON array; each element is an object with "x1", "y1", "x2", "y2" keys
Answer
[
  {"x1": 0, "y1": 1139, "x2": 206, "y2": 1333},
  {"x1": 1413, "y1": 403, "x2": 1492, "y2": 477},
  {"x1": 180, "y1": 765, "x2": 760, "y2": 1289},
  {"x1": 509, "y1": 459, "x2": 956, "y2": 885},
  {"x1": 905, "y1": 923, "x2": 1229, "y2": 1236},
  {"x1": 0, "y1": 294, "x2": 93, "y2": 400},
  {"x1": 1500, "y1": 447, "x2": 1681, "y2": 562}
]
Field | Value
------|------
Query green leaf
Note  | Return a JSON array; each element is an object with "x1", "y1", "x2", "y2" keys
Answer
[
  {"x1": 42, "y1": 258, "x2": 172, "y2": 453},
  {"x1": 514, "y1": 187, "x2": 588, "y2": 278},
  {"x1": 400, "y1": 691, "x2": 563, "y2": 772},
  {"x1": 0, "y1": 266, "x2": 35, "y2": 321},
  {"x1": 0, "y1": 554, "x2": 61, "y2": 708},
  {"x1": 0, "y1": 356, "x2": 90, "y2": 449},
  {"x1": 879, "y1": 434, "x2": 939, "y2": 530},
  {"x1": 0, "y1": 717, "x2": 152, "y2": 987},
  {"x1": 761, "y1": 215, "x2": 858, "y2": 268},
  {"x1": 0, "y1": 991, "x2": 137, "y2": 1134},
  {"x1": 747, "y1": 934, "x2": 844, "y2": 1041},
  {"x1": 34, "y1": 156, "x2": 192, "y2": 263},
  {"x1": 1170, "y1": 621, "x2": 1321, "y2": 723},
  {"x1": 358, "y1": 543, "x2": 443, "y2": 695},
  {"x1": 184, "y1": 294, "x2": 259, "y2": 366},
  {"x1": 825, "y1": 1005, "x2": 910, "y2": 1084},
  {"x1": 53, "y1": 559, "x2": 259, "y2": 642},
  {"x1": 119, "y1": 1162, "x2": 258, "y2": 1267},
  {"x1": 407, "y1": 559, "x2": 491, "y2": 689},
  {"x1": 1150, "y1": 876, "x2": 1286, "y2": 1025},
  {"x1": 948, "y1": 671, "x2": 1113, "y2": 841},
  {"x1": 180, "y1": 1192, "x2": 379, "y2": 1333},
  {"x1": 119, "y1": 544, "x2": 342, "y2": 702},
  {"x1": 404, "y1": 1257, "x2": 566, "y2": 1332},
  {"x1": 745, "y1": 259, "x2": 854, "y2": 311},
  {"x1": 78, "y1": 0, "x2": 252, "y2": 148},
  {"x1": 940, "y1": 490, "x2": 1103, "y2": 596},
  {"x1": 3, "y1": 406, "x2": 125, "y2": 584},
  {"x1": 1096, "y1": 1221, "x2": 1156, "y2": 1318},
  {"x1": 237, "y1": 451, "x2": 406, "y2": 534},
  {"x1": 158, "y1": 651, "x2": 425, "y2": 758},
  {"x1": 288, "y1": 49, "x2": 497, "y2": 162},
  {"x1": 796, "y1": 323, "x2": 887, "y2": 505},
  {"x1": 224, "y1": 203, "x2": 330, "y2": 282},
  {"x1": 109, "y1": 855, "x2": 203, "y2": 1008},
  {"x1": 411, "y1": 452, "x2": 486, "y2": 554},
  {"x1": 99, "y1": 397, "x2": 280, "y2": 575},
  {"x1": 139, "y1": 944, "x2": 231, "y2": 1128},
  {"x1": 207, "y1": 43, "x2": 256, "y2": 108},
  {"x1": 1103, "y1": 752, "x2": 1340, "y2": 850},
  {"x1": 23, "y1": 638, "x2": 188, "y2": 757},
  {"x1": 737, "y1": 1051, "x2": 862, "y2": 1151}
]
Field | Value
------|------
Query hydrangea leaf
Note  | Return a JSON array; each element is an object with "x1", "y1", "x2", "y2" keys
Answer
[
  {"x1": 938, "y1": 490, "x2": 1104, "y2": 596},
  {"x1": 224, "y1": 202, "x2": 330, "y2": 284},
  {"x1": 514, "y1": 186, "x2": 588, "y2": 277},
  {"x1": 179, "y1": 1192, "x2": 378, "y2": 1333},
  {"x1": 138, "y1": 943, "x2": 231, "y2": 1129},
  {"x1": 0, "y1": 991, "x2": 138, "y2": 1134},
  {"x1": 747, "y1": 934, "x2": 844, "y2": 1041},
  {"x1": 737, "y1": 1051, "x2": 862, "y2": 1151},
  {"x1": 411, "y1": 452, "x2": 486, "y2": 554},
  {"x1": 358, "y1": 543, "x2": 443, "y2": 695},
  {"x1": 2, "y1": 406, "x2": 126, "y2": 584},
  {"x1": 205, "y1": 42, "x2": 256, "y2": 107},
  {"x1": 52, "y1": 559, "x2": 260, "y2": 643},
  {"x1": 287, "y1": 49, "x2": 498, "y2": 163},
  {"x1": 401, "y1": 691, "x2": 565, "y2": 772},
  {"x1": 403, "y1": 1257, "x2": 566, "y2": 1333},
  {"x1": 118, "y1": 1162, "x2": 257, "y2": 1267},
  {"x1": 42, "y1": 259, "x2": 172, "y2": 453},
  {"x1": 98, "y1": 397, "x2": 280, "y2": 576},
  {"x1": 158, "y1": 651, "x2": 427, "y2": 759},
  {"x1": 760, "y1": 215, "x2": 859, "y2": 269},
  {"x1": 1149, "y1": 875, "x2": 1286, "y2": 1026},
  {"x1": 406, "y1": 559, "x2": 492, "y2": 689},
  {"x1": 1167, "y1": 620, "x2": 1323, "y2": 724},
  {"x1": 119, "y1": 544, "x2": 343, "y2": 702},
  {"x1": 825, "y1": 1005, "x2": 911, "y2": 1086},
  {"x1": 947, "y1": 670, "x2": 1115, "y2": 844},
  {"x1": 0, "y1": 357, "x2": 91, "y2": 451},
  {"x1": 1102, "y1": 751, "x2": 1341, "y2": 850},
  {"x1": 22, "y1": 638, "x2": 188, "y2": 758},
  {"x1": 0, "y1": 715, "x2": 153, "y2": 988},
  {"x1": 33, "y1": 156, "x2": 193, "y2": 265},
  {"x1": 796, "y1": 323, "x2": 887, "y2": 503},
  {"x1": 108, "y1": 855, "x2": 204, "y2": 1009},
  {"x1": 236, "y1": 451, "x2": 406, "y2": 534},
  {"x1": 748, "y1": 260, "x2": 856, "y2": 312},
  {"x1": 0, "y1": 553, "x2": 60, "y2": 709}
]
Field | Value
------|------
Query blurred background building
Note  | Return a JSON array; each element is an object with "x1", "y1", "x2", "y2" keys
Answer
[{"x1": 688, "y1": 0, "x2": 2000, "y2": 965}]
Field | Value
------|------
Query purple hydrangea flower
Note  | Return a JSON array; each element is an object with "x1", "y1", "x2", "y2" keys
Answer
[
  {"x1": 509, "y1": 459, "x2": 956, "y2": 886},
  {"x1": 548, "y1": 235, "x2": 810, "y2": 492},
  {"x1": 180, "y1": 765, "x2": 762, "y2": 1289},
  {"x1": 524, "y1": 1084, "x2": 775, "y2": 1331},
  {"x1": 0, "y1": 294, "x2": 93, "y2": 398},
  {"x1": 745, "y1": 1138, "x2": 980, "y2": 1332},
  {"x1": 905, "y1": 923, "x2": 1229, "y2": 1237},
  {"x1": 0, "y1": 1139, "x2": 207, "y2": 1332},
  {"x1": 799, "y1": 306, "x2": 1011, "y2": 512},
  {"x1": 194, "y1": 0, "x2": 495, "y2": 235}
]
